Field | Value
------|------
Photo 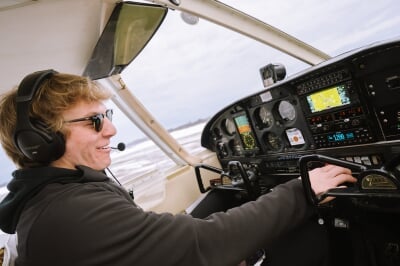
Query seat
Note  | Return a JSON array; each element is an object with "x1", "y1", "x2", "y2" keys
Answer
[{"x1": 0, "y1": 233, "x2": 17, "y2": 266}]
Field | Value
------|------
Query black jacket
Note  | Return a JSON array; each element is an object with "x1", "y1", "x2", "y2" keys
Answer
[{"x1": 0, "y1": 165, "x2": 312, "y2": 266}]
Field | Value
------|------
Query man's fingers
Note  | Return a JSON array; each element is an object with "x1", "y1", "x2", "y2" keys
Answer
[
  {"x1": 335, "y1": 173, "x2": 357, "y2": 185},
  {"x1": 322, "y1": 164, "x2": 352, "y2": 176}
]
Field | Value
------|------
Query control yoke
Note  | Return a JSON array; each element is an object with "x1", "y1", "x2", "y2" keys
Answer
[
  {"x1": 195, "y1": 161, "x2": 258, "y2": 200},
  {"x1": 299, "y1": 154, "x2": 400, "y2": 206}
]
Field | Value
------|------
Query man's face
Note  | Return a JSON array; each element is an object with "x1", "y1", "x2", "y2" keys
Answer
[{"x1": 52, "y1": 100, "x2": 117, "y2": 170}]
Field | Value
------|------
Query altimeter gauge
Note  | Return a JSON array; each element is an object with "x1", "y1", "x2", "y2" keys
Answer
[{"x1": 265, "y1": 132, "x2": 283, "y2": 151}]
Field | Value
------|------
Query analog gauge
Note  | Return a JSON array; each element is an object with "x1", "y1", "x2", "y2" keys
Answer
[
  {"x1": 229, "y1": 139, "x2": 243, "y2": 156},
  {"x1": 221, "y1": 118, "x2": 236, "y2": 136},
  {"x1": 278, "y1": 100, "x2": 296, "y2": 121},
  {"x1": 264, "y1": 132, "x2": 283, "y2": 151},
  {"x1": 213, "y1": 127, "x2": 222, "y2": 139},
  {"x1": 256, "y1": 106, "x2": 273, "y2": 128}
]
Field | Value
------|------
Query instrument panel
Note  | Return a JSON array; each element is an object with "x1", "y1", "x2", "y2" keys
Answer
[
  {"x1": 198, "y1": 38, "x2": 400, "y2": 266},
  {"x1": 201, "y1": 37, "x2": 400, "y2": 185}
]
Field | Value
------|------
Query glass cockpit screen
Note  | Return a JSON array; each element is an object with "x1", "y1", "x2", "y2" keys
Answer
[
  {"x1": 233, "y1": 113, "x2": 257, "y2": 150},
  {"x1": 306, "y1": 85, "x2": 350, "y2": 113}
]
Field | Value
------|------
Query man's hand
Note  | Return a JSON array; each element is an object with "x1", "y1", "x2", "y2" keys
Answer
[{"x1": 308, "y1": 164, "x2": 357, "y2": 203}]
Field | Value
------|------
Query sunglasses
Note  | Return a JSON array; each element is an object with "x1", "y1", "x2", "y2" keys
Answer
[{"x1": 65, "y1": 109, "x2": 113, "y2": 132}]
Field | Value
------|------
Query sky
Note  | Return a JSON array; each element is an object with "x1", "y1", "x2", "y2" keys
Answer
[{"x1": 1, "y1": 0, "x2": 400, "y2": 185}]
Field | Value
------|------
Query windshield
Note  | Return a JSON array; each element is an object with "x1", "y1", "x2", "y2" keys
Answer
[
  {"x1": 221, "y1": 0, "x2": 400, "y2": 56},
  {"x1": 121, "y1": 0, "x2": 400, "y2": 132},
  {"x1": 1, "y1": 0, "x2": 399, "y2": 187}
]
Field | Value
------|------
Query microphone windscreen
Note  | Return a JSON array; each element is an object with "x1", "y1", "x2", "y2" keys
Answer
[{"x1": 117, "y1": 142, "x2": 126, "y2": 151}]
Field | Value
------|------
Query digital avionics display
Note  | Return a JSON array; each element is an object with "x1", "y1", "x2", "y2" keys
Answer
[
  {"x1": 234, "y1": 114, "x2": 257, "y2": 150},
  {"x1": 306, "y1": 85, "x2": 350, "y2": 113},
  {"x1": 327, "y1": 131, "x2": 355, "y2": 142}
]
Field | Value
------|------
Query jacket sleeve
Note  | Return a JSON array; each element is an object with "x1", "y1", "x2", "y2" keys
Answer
[{"x1": 23, "y1": 178, "x2": 313, "y2": 266}]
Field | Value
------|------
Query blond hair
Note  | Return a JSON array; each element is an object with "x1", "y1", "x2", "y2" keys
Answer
[{"x1": 0, "y1": 72, "x2": 112, "y2": 168}]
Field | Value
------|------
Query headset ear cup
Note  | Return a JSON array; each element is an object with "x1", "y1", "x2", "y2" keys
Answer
[
  {"x1": 32, "y1": 120, "x2": 65, "y2": 162},
  {"x1": 47, "y1": 131, "x2": 65, "y2": 162},
  {"x1": 13, "y1": 69, "x2": 65, "y2": 164},
  {"x1": 15, "y1": 127, "x2": 65, "y2": 163}
]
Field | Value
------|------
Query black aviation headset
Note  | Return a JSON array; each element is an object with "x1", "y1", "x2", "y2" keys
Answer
[{"x1": 13, "y1": 69, "x2": 66, "y2": 163}]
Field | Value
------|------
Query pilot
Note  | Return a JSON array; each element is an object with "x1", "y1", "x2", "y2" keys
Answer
[{"x1": 0, "y1": 70, "x2": 356, "y2": 266}]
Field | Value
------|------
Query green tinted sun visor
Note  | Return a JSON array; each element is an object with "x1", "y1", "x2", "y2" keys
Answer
[{"x1": 83, "y1": 1, "x2": 167, "y2": 80}]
